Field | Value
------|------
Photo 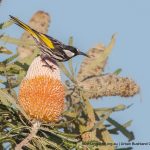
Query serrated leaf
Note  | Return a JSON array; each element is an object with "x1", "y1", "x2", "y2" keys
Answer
[{"x1": 0, "y1": 46, "x2": 12, "y2": 54}]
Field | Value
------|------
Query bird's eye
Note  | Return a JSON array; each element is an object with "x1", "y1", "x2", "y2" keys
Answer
[
  {"x1": 77, "y1": 48, "x2": 80, "y2": 52},
  {"x1": 63, "y1": 49, "x2": 75, "y2": 57}
]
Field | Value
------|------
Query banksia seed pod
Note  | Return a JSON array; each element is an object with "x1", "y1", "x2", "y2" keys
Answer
[{"x1": 18, "y1": 57, "x2": 65, "y2": 122}]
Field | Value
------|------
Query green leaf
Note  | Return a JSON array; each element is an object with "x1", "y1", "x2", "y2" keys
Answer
[
  {"x1": 0, "y1": 88, "x2": 29, "y2": 120},
  {"x1": 0, "y1": 20, "x2": 14, "y2": 29},
  {"x1": 93, "y1": 112, "x2": 111, "y2": 130},
  {"x1": 107, "y1": 117, "x2": 134, "y2": 141},
  {"x1": 25, "y1": 143, "x2": 37, "y2": 150},
  {"x1": 0, "y1": 89, "x2": 12, "y2": 107},
  {"x1": 68, "y1": 36, "x2": 73, "y2": 46},
  {"x1": 109, "y1": 120, "x2": 133, "y2": 134},
  {"x1": 0, "y1": 35, "x2": 35, "y2": 46},
  {"x1": 116, "y1": 147, "x2": 133, "y2": 150},
  {"x1": 68, "y1": 59, "x2": 75, "y2": 78},
  {"x1": 39, "y1": 137, "x2": 65, "y2": 150},
  {"x1": 63, "y1": 111, "x2": 77, "y2": 118},
  {"x1": 95, "y1": 104, "x2": 129, "y2": 117},
  {"x1": 67, "y1": 36, "x2": 75, "y2": 79},
  {"x1": 0, "y1": 79, "x2": 3, "y2": 83},
  {"x1": 114, "y1": 68, "x2": 122, "y2": 75},
  {"x1": 0, "y1": 137, "x2": 16, "y2": 145},
  {"x1": 123, "y1": 120, "x2": 133, "y2": 128},
  {"x1": 3, "y1": 54, "x2": 18, "y2": 64},
  {"x1": 0, "y1": 46, "x2": 12, "y2": 54},
  {"x1": 58, "y1": 62, "x2": 76, "y2": 83},
  {"x1": 19, "y1": 48, "x2": 39, "y2": 65},
  {"x1": 40, "y1": 127, "x2": 79, "y2": 143}
]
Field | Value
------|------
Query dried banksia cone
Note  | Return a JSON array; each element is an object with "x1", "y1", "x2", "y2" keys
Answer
[
  {"x1": 77, "y1": 44, "x2": 105, "y2": 81},
  {"x1": 17, "y1": 11, "x2": 50, "y2": 60},
  {"x1": 77, "y1": 35, "x2": 115, "y2": 82},
  {"x1": 79, "y1": 74, "x2": 139, "y2": 99},
  {"x1": 18, "y1": 57, "x2": 65, "y2": 122}
]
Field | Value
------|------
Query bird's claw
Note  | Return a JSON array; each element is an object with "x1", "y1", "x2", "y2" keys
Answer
[{"x1": 42, "y1": 64, "x2": 56, "y2": 71}]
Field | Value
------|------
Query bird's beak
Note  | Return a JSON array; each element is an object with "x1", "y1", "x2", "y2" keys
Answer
[{"x1": 78, "y1": 51, "x2": 90, "y2": 58}]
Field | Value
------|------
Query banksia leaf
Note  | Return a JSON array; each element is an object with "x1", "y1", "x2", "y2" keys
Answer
[
  {"x1": 0, "y1": 46, "x2": 12, "y2": 54},
  {"x1": 18, "y1": 57, "x2": 65, "y2": 122},
  {"x1": 113, "y1": 68, "x2": 122, "y2": 75},
  {"x1": 79, "y1": 74, "x2": 139, "y2": 99},
  {"x1": 0, "y1": 35, "x2": 35, "y2": 47},
  {"x1": 0, "y1": 88, "x2": 28, "y2": 119},
  {"x1": 80, "y1": 96, "x2": 115, "y2": 150},
  {"x1": 95, "y1": 104, "x2": 130, "y2": 116},
  {"x1": 77, "y1": 34, "x2": 116, "y2": 81},
  {"x1": 107, "y1": 117, "x2": 134, "y2": 141},
  {"x1": 2, "y1": 54, "x2": 18, "y2": 64},
  {"x1": 68, "y1": 36, "x2": 75, "y2": 78},
  {"x1": 0, "y1": 20, "x2": 13, "y2": 29},
  {"x1": 17, "y1": 11, "x2": 50, "y2": 60}
]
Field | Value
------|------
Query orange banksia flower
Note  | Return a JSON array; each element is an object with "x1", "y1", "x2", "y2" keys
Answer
[{"x1": 18, "y1": 57, "x2": 65, "y2": 122}]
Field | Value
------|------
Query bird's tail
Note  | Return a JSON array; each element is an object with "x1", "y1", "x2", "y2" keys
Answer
[
  {"x1": 9, "y1": 15, "x2": 38, "y2": 39},
  {"x1": 9, "y1": 15, "x2": 55, "y2": 49}
]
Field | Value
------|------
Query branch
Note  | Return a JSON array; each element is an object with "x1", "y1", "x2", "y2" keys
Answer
[{"x1": 15, "y1": 121, "x2": 41, "y2": 150}]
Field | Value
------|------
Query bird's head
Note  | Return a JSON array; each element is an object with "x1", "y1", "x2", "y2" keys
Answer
[{"x1": 64, "y1": 45, "x2": 89, "y2": 58}]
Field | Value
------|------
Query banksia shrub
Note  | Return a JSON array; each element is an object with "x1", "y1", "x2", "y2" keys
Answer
[
  {"x1": 19, "y1": 56, "x2": 65, "y2": 122},
  {"x1": 0, "y1": 11, "x2": 140, "y2": 150}
]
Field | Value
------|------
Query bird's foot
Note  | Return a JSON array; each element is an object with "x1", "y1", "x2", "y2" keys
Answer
[
  {"x1": 40, "y1": 57, "x2": 56, "y2": 71},
  {"x1": 42, "y1": 63, "x2": 56, "y2": 71}
]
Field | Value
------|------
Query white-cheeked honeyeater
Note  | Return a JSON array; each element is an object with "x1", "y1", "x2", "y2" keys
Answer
[{"x1": 9, "y1": 15, "x2": 89, "y2": 70}]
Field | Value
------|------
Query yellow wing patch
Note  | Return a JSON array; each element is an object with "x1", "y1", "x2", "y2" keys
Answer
[
  {"x1": 39, "y1": 34, "x2": 54, "y2": 49},
  {"x1": 10, "y1": 16, "x2": 54, "y2": 49}
]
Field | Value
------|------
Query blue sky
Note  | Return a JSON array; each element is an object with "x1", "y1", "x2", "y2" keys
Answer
[{"x1": 1, "y1": 0, "x2": 150, "y2": 149}]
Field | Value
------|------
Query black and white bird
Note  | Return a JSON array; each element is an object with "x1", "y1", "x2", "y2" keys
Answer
[{"x1": 10, "y1": 15, "x2": 89, "y2": 70}]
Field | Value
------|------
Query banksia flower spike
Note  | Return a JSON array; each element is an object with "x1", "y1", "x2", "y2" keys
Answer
[{"x1": 18, "y1": 56, "x2": 65, "y2": 122}]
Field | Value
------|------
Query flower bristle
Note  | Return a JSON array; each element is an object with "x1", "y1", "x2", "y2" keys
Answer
[{"x1": 19, "y1": 76, "x2": 65, "y2": 122}]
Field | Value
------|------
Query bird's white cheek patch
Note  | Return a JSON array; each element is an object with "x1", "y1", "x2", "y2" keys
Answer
[{"x1": 64, "y1": 50, "x2": 75, "y2": 57}]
